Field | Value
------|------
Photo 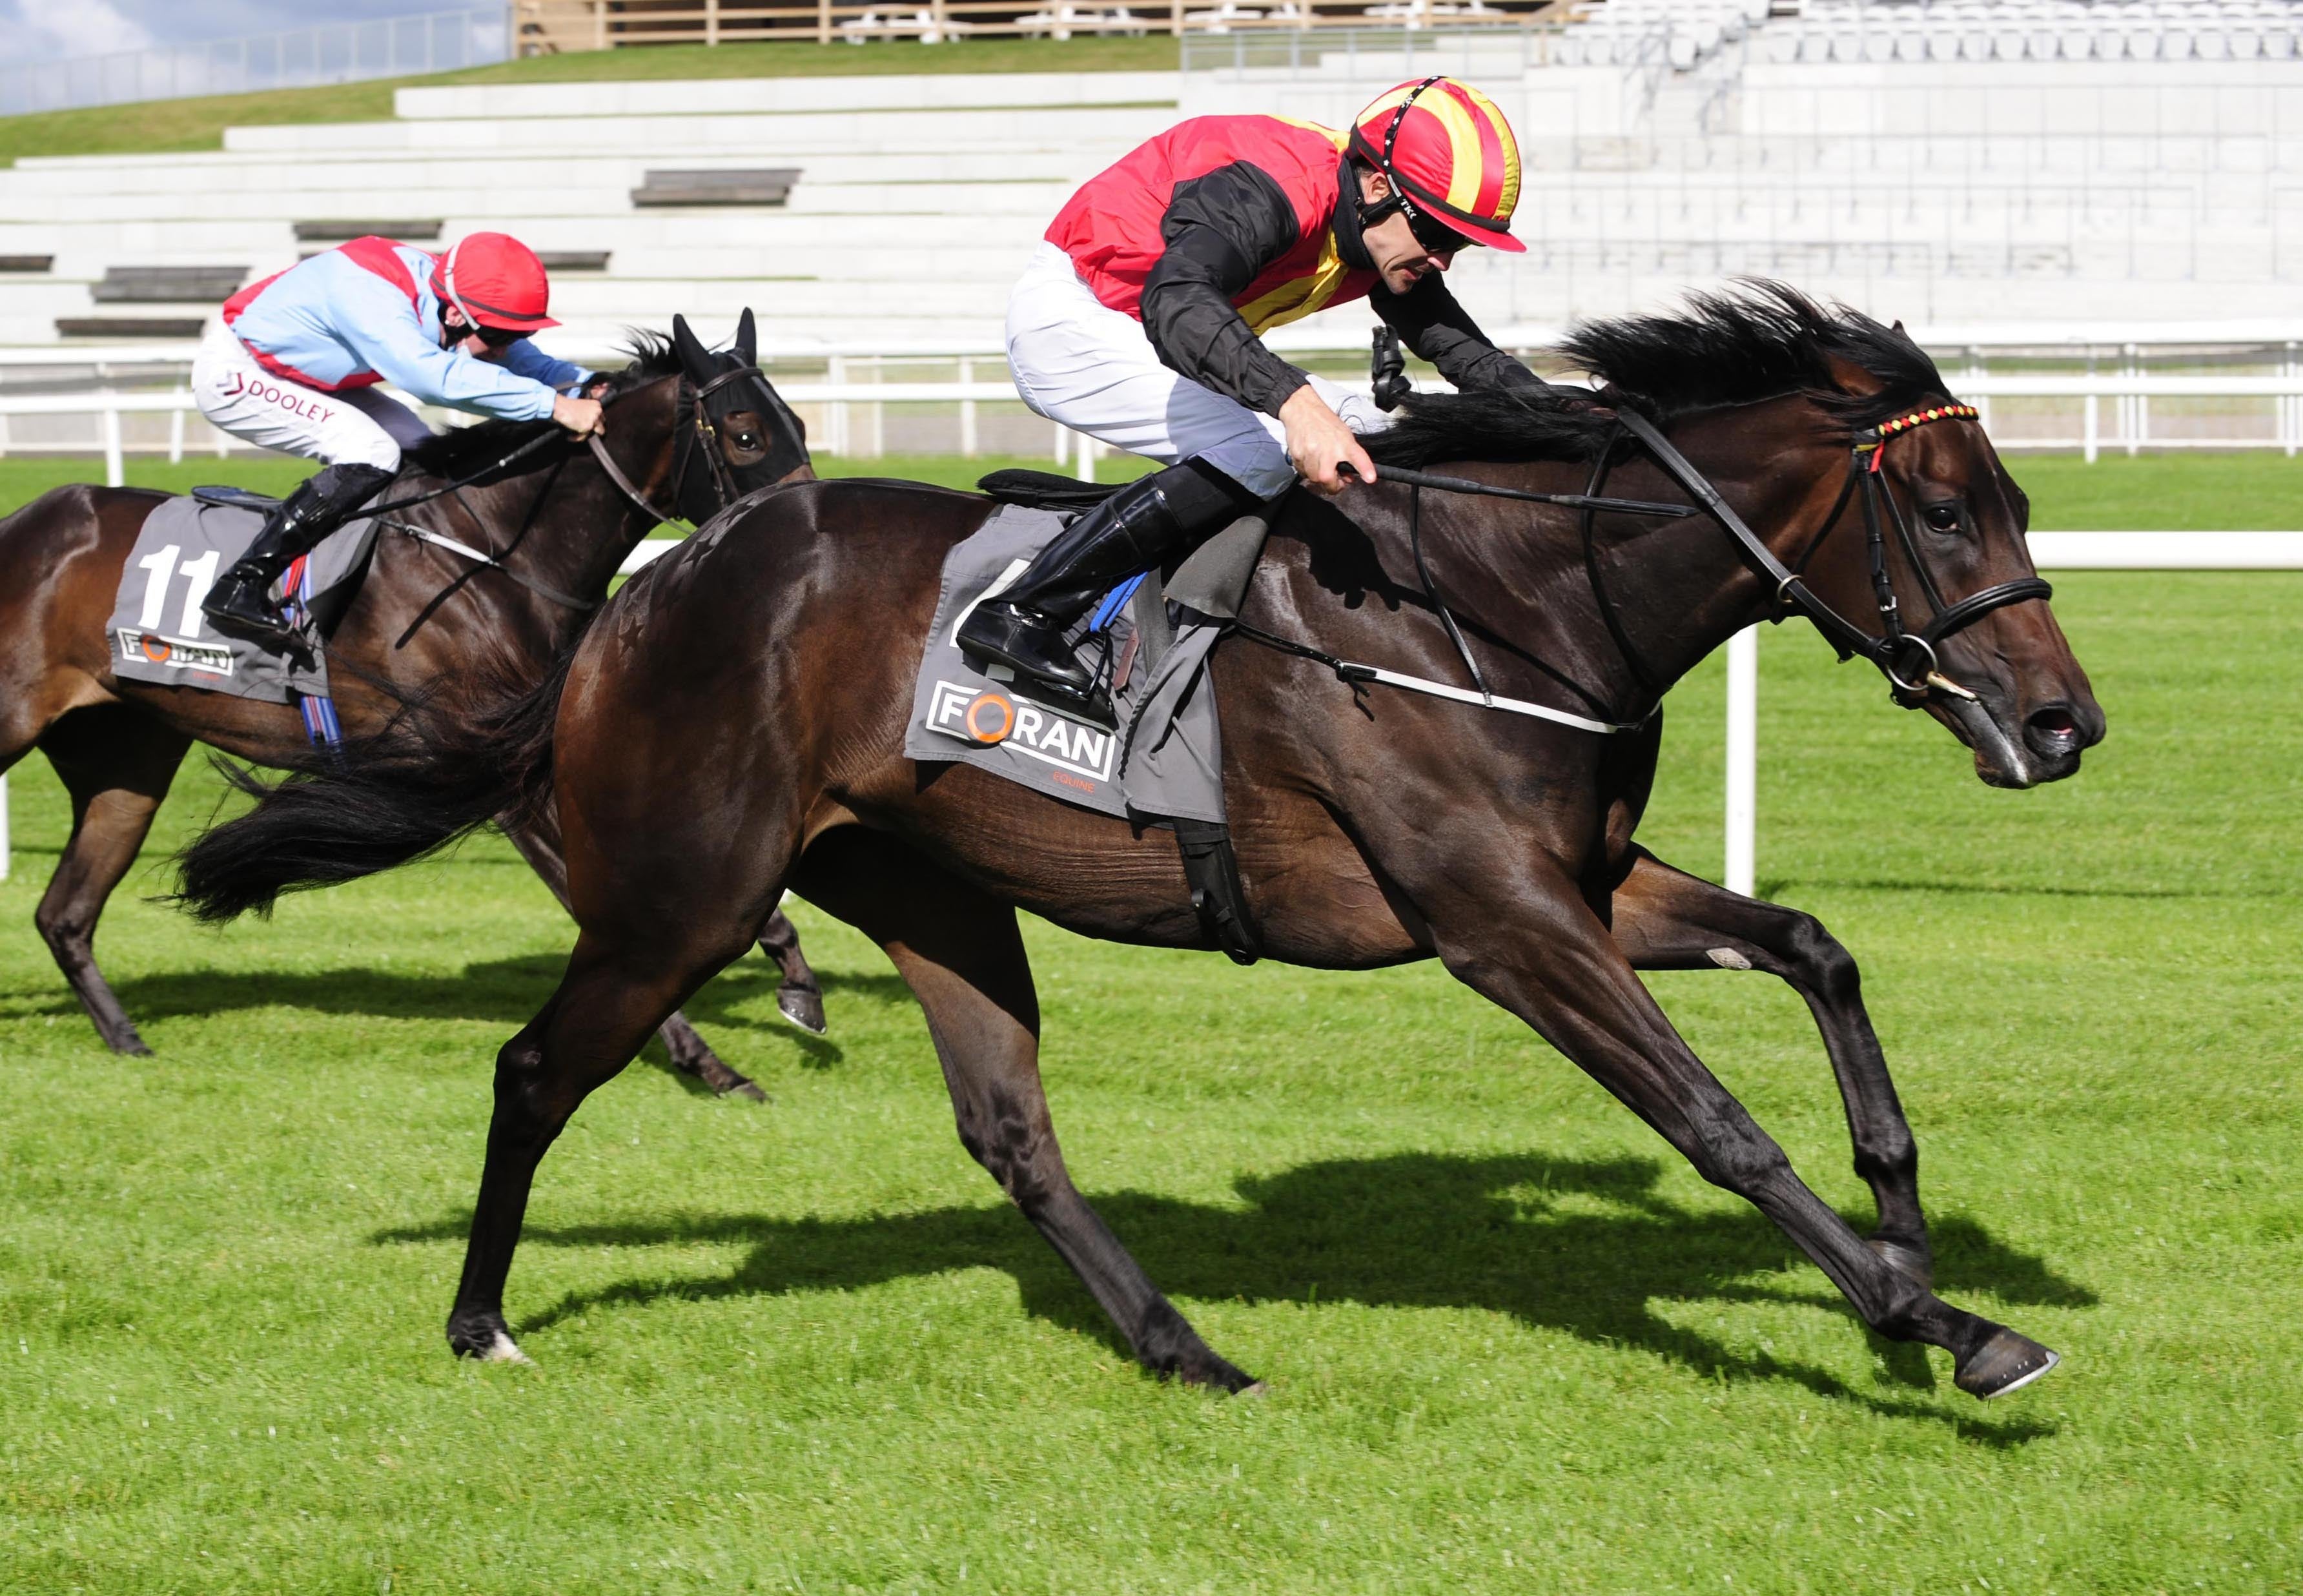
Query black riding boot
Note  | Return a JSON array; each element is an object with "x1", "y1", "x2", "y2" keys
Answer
[
  {"x1": 957, "y1": 459, "x2": 1254, "y2": 723},
  {"x1": 201, "y1": 462, "x2": 393, "y2": 645}
]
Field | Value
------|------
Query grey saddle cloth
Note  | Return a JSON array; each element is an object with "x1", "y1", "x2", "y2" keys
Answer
[
  {"x1": 106, "y1": 493, "x2": 382, "y2": 704},
  {"x1": 903, "y1": 502, "x2": 1267, "y2": 826}
]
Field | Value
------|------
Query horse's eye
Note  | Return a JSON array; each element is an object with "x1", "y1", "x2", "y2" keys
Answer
[
  {"x1": 734, "y1": 431, "x2": 761, "y2": 450},
  {"x1": 1923, "y1": 503, "x2": 1960, "y2": 533}
]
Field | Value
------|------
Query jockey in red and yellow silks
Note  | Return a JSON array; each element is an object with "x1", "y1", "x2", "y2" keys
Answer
[
  {"x1": 190, "y1": 232, "x2": 604, "y2": 646},
  {"x1": 960, "y1": 77, "x2": 1541, "y2": 724}
]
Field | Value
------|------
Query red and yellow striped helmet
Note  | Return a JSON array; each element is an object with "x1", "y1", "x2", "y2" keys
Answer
[{"x1": 1348, "y1": 77, "x2": 1526, "y2": 254}]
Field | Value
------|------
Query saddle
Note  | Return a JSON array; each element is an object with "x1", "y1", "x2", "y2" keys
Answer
[
  {"x1": 191, "y1": 484, "x2": 285, "y2": 514},
  {"x1": 977, "y1": 469, "x2": 1122, "y2": 514}
]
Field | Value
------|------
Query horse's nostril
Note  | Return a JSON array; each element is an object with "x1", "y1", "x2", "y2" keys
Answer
[{"x1": 2025, "y1": 706, "x2": 2080, "y2": 754}]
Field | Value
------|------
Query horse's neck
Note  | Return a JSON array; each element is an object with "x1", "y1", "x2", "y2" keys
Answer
[
  {"x1": 1562, "y1": 409, "x2": 1847, "y2": 706},
  {"x1": 454, "y1": 442, "x2": 655, "y2": 613}
]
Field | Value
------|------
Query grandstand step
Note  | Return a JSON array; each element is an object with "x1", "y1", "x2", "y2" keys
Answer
[
  {"x1": 223, "y1": 105, "x2": 1179, "y2": 157},
  {"x1": 91, "y1": 266, "x2": 250, "y2": 303},
  {"x1": 292, "y1": 220, "x2": 444, "y2": 243},
  {"x1": 390, "y1": 71, "x2": 1181, "y2": 121}
]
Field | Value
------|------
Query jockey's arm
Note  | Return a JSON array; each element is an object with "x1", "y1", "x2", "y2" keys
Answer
[
  {"x1": 486, "y1": 335, "x2": 593, "y2": 396},
  {"x1": 334, "y1": 283, "x2": 569, "y2": 423},
  {"x1": 1369, "y1": 274, "x2": 1542, "y2": 393},
  {"x1": 1138, "y1": 161, "x2": 1375, "y2": 492}
]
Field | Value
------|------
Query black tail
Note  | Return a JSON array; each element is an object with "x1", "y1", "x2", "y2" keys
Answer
[{"x1": 174, "y1": 650, "x2": 575, "y2": 923}]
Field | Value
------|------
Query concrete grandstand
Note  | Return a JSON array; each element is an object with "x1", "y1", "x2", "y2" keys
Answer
[{"x1": 0, "y1": 15, "x2": 2294, "y2": 463}]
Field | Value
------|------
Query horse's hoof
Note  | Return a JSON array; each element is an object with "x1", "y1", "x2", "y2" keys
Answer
[
  {"x1": 777, "y1": 987, "x2": 828, "y2": 1036},
  {"x1": 447, "y1": 1314, "x2": 530, "y2": 1364},
  {"x1": 1234, "y1": 1380, "x2": 1270, "y2": 1400},
  {"x1": 1867, "y1": 1236, "x2": 1934, "y2": 1291},
  {"x1": 1954, "y1": 1327, "x2": 2059, "y2": 1399},
  {"x1": 691, "y1": 1058, "x2": 766, "y2": 1101}
]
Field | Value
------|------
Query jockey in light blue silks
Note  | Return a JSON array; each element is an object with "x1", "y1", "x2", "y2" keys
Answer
[{"x1": 190, "y1": 230, "x2": 604, "y2": 644}]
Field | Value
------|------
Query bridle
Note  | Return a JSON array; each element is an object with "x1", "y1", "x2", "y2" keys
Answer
[
  {"x1": 1238, "y1": 396, "x2": 2052, "y2": 735},
  {"x1": 1590, "y1": 401, "x2": 2054, "y2": 710},
  {"x1": 378, "y1": 362, "x2": 773, "y2": 619},
  {"x1": 588, "y1": 362, "x2": 764, "y2": 526}
]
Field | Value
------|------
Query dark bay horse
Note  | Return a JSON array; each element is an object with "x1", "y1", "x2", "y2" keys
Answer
[
  {"x1": 180, "y1": 289, "x2": 2103, "y2": 1398},
  {"x1": 0, "y1": 312, "x2": 820, "y2": 1094}
]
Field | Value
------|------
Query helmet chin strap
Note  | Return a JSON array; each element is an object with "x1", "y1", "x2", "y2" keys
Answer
[
  {"x1": 1355, "y1": 75, "x2": 1443, "y2": 236},
  {"x1": 438, "y1": 238, "x2": 482, "y2": 336}
]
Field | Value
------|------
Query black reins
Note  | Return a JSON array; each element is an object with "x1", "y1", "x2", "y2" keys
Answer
[
  {"x1": 1599, "y1": 403, "x2": 2052, "y2": 707},
  {"x1": 376, "y1": 361, "x2": 771, "y2": 613},
  {"x1": 1242, "y1": 398, "x2": 2052, "y2": 732}
]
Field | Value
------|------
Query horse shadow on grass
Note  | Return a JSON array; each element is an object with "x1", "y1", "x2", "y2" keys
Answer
[
  {"x1": 30, "y1": 954, "x2": 912, "y2": 1075},
  {"x1": 377, "y1": 1150, "x2": 2092, "y2": 1442}
]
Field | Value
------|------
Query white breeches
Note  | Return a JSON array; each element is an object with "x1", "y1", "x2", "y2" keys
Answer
[
  {"x1": 1004, "y1": 240, "x2": 1388, "y2": 500},
  {"x1": 190, "y1": 321, "x2": 431, "y2": 472}
]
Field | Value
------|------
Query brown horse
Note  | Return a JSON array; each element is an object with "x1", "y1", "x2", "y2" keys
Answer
[
  {"x1": 1, "y1": 312, "x2": 821, "y2": 1093},
  {"x1": 181, "y1": 289, "x2": 2103, "y2": 1398}
]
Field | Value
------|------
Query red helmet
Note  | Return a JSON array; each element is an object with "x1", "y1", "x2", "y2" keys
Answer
[
  {"x1": 1349, "y1": 77, "x2": 1526, "y2": 254},
  {"x1": 430, "y1": 232, "x2": 559, "y2": 333}
]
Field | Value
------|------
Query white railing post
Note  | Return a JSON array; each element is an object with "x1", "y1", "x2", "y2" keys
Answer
[
  {"x1": 101, "y1": 396, "x2": 124, "y2": 487},
  {"x1": 825, "y1": 354, "x2": 849, "y2": 456},
  {"x1": 1074, "y1": 431, "x2": 1097, "y2": 484},
  {"x1": 2275, "y1": 338, "x2": 2293, "y2": 453},
  {"x1": 958, "y1": 356, "x2": 977, "y2": 457},
  {"x1": 168, "y1": 387, "x2": 186, "y2": 464},
  {"x1": 2083, "y1": 354, "x2": 2099, "y2": 464},
  {"x1": 1724, "y1": 625, "x2": 1757, "y2": 898}
]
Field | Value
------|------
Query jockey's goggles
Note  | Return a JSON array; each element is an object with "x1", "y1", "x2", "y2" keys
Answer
[
  {"x1": 1361, "y1": 190, "x2": 1473, "y2": 256},
  {"x1": 473, "y1": 323, "x2": 526, "y2": 347}
]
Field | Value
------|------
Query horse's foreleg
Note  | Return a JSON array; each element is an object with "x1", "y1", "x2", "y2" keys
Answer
[
  {"x1": 498, "y1": 817, "x2": 764, "y2": 1101},
  {"x1": 1608, "y1": 845, "x2": 1930, "y2": 1285},
  {"x1": 791, "y1": 829, "x2": 1256, "y2": 1392},
  {"x1": 33, "y1": 709, "x2": 190, "y2": 1056},
  {"x1": 1429, "y1": 864, "x2": 2054, "y2": 1399},
  {"x1": 449, "y1": 937, "x2": 711, "y2": 1362},
  {"x1": 757, "y1": 905, "x2": 825, "y2": 1034}
]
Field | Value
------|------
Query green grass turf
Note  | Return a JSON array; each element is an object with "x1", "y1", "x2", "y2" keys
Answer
[
  {"x1": 2, "y1": 448, "x2": 2300, "y2": 1588},
  {"x1": 0, "y1": 39, "x2": 1179, "y2": 167}
]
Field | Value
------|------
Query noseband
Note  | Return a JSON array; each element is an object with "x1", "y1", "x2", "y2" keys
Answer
[{"x1": 1601, "y1": 402, "x2": 2052, "y2": 709}]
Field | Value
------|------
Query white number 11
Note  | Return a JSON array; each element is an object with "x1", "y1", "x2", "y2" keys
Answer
[{"x1": 134, "y1": 544, "x2": 223, "y2": 638}]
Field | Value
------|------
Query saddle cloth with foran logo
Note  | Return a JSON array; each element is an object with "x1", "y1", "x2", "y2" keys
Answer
[
  {"x1": 105, "y1": 493, "x2": 382, "y2": 705},
  {"x1": 903, "y1": 503, "x2": 1231, "y2": 826}
]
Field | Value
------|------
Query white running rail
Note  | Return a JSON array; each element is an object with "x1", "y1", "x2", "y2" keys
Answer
[
  {"x1": 1719, "y1": 531, "x2": 2303, "y2": 896},
  {"x1": 10, "y1": 364, "x2": 2303, "y2": 477}
]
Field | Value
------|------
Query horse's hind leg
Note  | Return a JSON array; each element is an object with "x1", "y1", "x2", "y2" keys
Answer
[
  {"x1": 498, "y1": 817, "x2": 766, "y2": 1101},
  {"x1": 791, "y1": 829, "x2": 1255, "y2": 1391},
  {"x1": 757, "y1": 905, "x2": 825, "y2": 1034},
  {"x1": 1607, "y1": 844, "x2": 1930, "y2": 1284},
  {"x1": 32, "y1": 707, "x2": 190, "y2": 1056}
]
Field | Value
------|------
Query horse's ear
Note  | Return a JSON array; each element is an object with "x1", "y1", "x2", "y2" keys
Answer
[
  {"x1": 1891, "y1": 318, "x2": 1908, "y2": 336},
  {"x1": 735, "y1": 308, "x2": 757, "y2": 366},
  {"x1": 671, "y1": 314, "x2": 711, "y2": 380}
]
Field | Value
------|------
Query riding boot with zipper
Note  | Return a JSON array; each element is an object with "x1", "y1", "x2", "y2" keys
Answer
[
  {"x1": 957, "y1": 458, "x2": 1256, "y2": 724},
  {"x1": 201, "y1": 461, "x2": 394, "y2": 645}
]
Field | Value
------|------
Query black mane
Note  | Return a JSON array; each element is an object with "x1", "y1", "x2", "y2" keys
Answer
[
  {"x1": 1367, "y1": 281, "x2": 1954, "y2": 471},
  {"x1": 398, "y1": 330, "x2": 680, "y2": 481}
]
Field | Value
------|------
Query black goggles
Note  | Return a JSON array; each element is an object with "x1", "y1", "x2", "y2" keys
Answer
[
  {"x1": 1404, "y1": 200, "x2": 1469, "y2": 255},
  {"x1": 475, "y1": 324, "x2": 526, "y2": 347}
]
